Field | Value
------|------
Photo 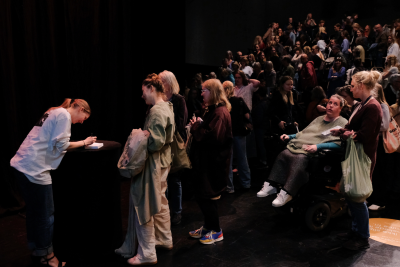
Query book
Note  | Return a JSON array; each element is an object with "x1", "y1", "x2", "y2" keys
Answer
[{"x1": 85, "y1": 142, "x2": 104, "y2": 149}]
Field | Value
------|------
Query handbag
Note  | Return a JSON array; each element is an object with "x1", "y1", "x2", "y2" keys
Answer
[
  {"x1": 339, "y1": 136, "x2": 373, "y2": 203},
  {"x1": 382, "y1": 116, "x2": 400, "y2": 153},
  {"x1": 170, "y1": 129, "x2": 192, "y2": 174}
]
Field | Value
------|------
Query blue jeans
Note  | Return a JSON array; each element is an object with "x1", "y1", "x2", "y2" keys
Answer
[
  {"x1": 13, "y1": 168, "x2": 54, "y2": 256},
  {"x1": 166, "y1": 170, "x2": 183, "y2": 214},
  {"x1": 228, "y1": 136, "x2": 251, "y2": 190},
  {"x1": 347, "y1": 199, "x2": 370, "y2": 239}
]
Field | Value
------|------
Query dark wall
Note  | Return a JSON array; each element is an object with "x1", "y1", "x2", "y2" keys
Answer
[
  {"x1": 0, "y1": 0, "x2": 185, "y2": 214},
  {"x1": 186, "y1": 0, "x2": 400, "y2": 66}
]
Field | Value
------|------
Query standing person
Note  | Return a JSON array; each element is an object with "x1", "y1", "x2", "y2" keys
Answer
[
  {"x1": 233, "y1": 70, "x2": 260, "y2": 112},
  {"x1": 222, "y1": 81, "x2": 252, "y2": 193},
  {"x1": 372, "y1": 24, "x2": 388, "y2": 68},
  {"x1": 341, "y1": 30, "x2": 351, "y2": 61},
  {"x1": 116, "y1": 74, "x2": 175, "y2": 265},
  {"x1": 269, "y1": 76, "x2": 299, "y2": 135},
  {"x1": 384, "y1": 74, "x2": 400, "y2": 105},
  {"x1": 332, "y1": 70, "x2": 383, "y2": 251},
  {"x1": 240, "y1": 57, "x2": 254, "y2": 78},
  {"x1": 298, "y1": 54, "x2": 318, "y2": 106},
  {"x1": 188, "y1": 79, "x2": 233, "y2": 244},
  {"x1": 381, "y1": 55, "x2": 399, "y2": 88},
  {"x1": 159, "y1": 70, "x2": 188, "y2": 226},
  {"x1": 367, "y1": 84, "x2": 390, "y2": 211},
  {"x1": 262, "y1": 61, "x2": 277, "y2": 95},
  {"x1": 327, "y1": 57, "x2": 346, "y2": 98},
  {"x1": 387, "y1": 35, "x2": 400, "y2": 63},
  {"x1": 10, "y1": 99, "x2": 96, "y2": 267},
  {"x1": 263, "y1": 22, "x2": 278, "y2": 43},
  {"x1": 225, "y1": 51, "x2": 235, "y2": 69}
]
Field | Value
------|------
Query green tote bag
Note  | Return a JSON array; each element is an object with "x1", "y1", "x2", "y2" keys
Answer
[{"x1": 340, "y1": 136, "x2": 373, "y2": 203}]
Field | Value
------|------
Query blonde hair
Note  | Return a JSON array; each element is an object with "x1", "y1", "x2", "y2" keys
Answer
[
  {"x1": 312, "y1": 45, "x2": 325, "y2": 60},
  {"x1": 202, "y1": 79, "x2": 231, "y2": 112},
  {"x1": 253, "y1": 35, "x2": 262, "y2": 46},
  {"x1": 222, "y1": 81, "x2": 234, "y2": 98},
  {"x1": 371, "y1": 83, "x2": 389, "y2": 106},
  {"x1": 319, "y1": 27, "x2": 326, "y2": 34},
  {"x1": 303, "y1": 46, "x2": 311, "y2": 54},
  {"x1": 278, "y1": 76, "x2": 294, "y2": 105},
  {"x1": 46, "y1": 98, "x2": 91, "y2": 115},
  {"x1": 352, "y1": 70, "x2": 381, "y2": 91},
  {"x1": 158, "y1": 70, "x2": 180, "y2": 95}
]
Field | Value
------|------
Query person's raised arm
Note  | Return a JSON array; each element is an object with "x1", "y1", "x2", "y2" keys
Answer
[{"x1": 249, "y1": 79, "x2": 260, "y2": 92}]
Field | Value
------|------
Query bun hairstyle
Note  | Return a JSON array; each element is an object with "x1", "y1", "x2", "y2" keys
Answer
[
  {"x1": 331, "y1": 94, "x2": 347, "y2": 108},
  {"x1": 351, "y1": 70, "x2": 381, "y2": 91},
  {"x1": 46, "y1": 98, "x2": 91, "y2": 114},
  {"x1": 142, "y1": 73, "x2": 164, "y2": 94}
]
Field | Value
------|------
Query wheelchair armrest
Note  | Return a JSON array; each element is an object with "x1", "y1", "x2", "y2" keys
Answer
[{"x1": 317, "y1": 148, "x2": 345, "y2": 157}]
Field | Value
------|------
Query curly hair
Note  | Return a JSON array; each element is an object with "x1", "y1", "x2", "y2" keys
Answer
[{"x1": 142, "y1": 73, "x2": 165, "y2": 93}]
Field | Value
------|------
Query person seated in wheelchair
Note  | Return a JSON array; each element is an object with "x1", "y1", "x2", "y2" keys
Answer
[{"x1": 257, "y1": 94, "x2": 348, "y2": 207}]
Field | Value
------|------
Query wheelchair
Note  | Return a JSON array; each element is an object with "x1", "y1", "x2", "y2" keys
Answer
[{"x1": 271, "y1": 145, "x2": 348, "y2": 232}]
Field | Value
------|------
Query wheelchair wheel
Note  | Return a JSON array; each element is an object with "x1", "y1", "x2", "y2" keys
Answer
[{"x1": 305, "y1": 202, "x2": 331, "y2": 232}]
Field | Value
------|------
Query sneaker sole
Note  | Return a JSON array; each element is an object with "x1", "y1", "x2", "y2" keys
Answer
[
  {"x1": 199, "y1": 236, "x2": 224, "y2": 245},
  {"x1": 257, "y1": 194, "x2": 269, "y2": 197}
]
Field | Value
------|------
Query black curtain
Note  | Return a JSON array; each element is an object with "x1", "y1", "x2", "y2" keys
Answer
[{"x1": 0, "y1": 0, "x2": 185, "y2": 215}]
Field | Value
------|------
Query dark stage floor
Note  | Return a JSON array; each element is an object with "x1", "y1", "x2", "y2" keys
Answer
[{"x1": 2, "y1": 165, "x2": 400, "y2": 267}]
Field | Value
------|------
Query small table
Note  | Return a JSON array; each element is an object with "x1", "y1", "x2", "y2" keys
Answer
[{"x1": 51, "y1": 140, "x2": 122, "y2": 263}]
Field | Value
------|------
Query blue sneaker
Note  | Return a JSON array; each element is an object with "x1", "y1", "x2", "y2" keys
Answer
[
  {"x1": 199, "y1": 229, "x2": 223, "y2": 245},
  {"x1": 189, "y1": 226, "x2": 208, "y2": 238}
]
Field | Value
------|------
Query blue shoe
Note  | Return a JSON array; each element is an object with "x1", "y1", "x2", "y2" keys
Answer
[
  {"x1": 189, "y1": 226, "x2": 208, "y2": 239},
  {"x1": 199, "y1": 229, "x2": 224, "y2": 245}
]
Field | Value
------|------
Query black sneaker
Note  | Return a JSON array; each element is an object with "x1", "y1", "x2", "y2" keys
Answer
[
  {"x1": 336, "y1": 230, "x2": 357, "y2": 241},
  {"x1": 171, "y1": 213, "x2": 182, "y2": 225},
  {"x1": 342, "y1": 236, "x2": 370, "y2": 250}
]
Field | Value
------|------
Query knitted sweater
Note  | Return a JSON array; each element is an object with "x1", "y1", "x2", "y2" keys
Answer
[{"x1": 287, "y1": 115, "x2": 348, "y2": 155}]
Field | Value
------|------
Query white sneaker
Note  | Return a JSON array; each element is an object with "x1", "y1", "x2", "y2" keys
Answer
[
  {"x1": 257, "y1": 181, "x2": 277, "y2": 197},
  {"x1": 272, "y1": 190, "x2": 292, "y2": 207},
  {"x1": 127, "y1": 255, "x2": 157, "y2": 265},
  {"x1": 368, "y1": 204, "x2": 385, "y2": 211}
]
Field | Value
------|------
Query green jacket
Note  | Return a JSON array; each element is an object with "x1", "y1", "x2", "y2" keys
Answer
[{"x1": 132, "y1": 101, "x2": 175, "y2": 225}]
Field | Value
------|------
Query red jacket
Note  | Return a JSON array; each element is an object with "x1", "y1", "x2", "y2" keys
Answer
[{"x1": 299, "y1": 61, "x2": 317, "y2": 89}]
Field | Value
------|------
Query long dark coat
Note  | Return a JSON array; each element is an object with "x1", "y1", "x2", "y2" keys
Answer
[{"x1": 190, "y1": 103, "x2": 233, "y2": 199}]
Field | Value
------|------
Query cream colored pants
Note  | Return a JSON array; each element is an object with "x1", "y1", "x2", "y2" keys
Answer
[{"x1": 134, "y1": 166, "x2": 172, "y2": 261}]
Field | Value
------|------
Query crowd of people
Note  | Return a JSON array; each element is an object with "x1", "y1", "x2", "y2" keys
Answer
[{"x1": 8, "y1": 13, "x2": 400, "y2": 267}]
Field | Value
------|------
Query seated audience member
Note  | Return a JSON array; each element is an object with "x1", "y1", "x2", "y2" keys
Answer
[
  {"x1": 341, "y1": 30, "x2": 351, "y2": 61},
  {"x1": 222, "y1": 81, "x2": 251, "y2": 193},
  {"x1": 268, "y1": 76, "x2": 299, "y2": 135},
  {"x1": 269, "y1": 46, "x2": 282, "y2": 71},
  {"x1": 249, "y1": 54, "x2": 256, "y2": 67},
  {"x1": 381, "y1": 55, "x2": 399, "y2": 88},
  {"x1": 280, "y1": 56, "x2": 295, "y2": 79},
  {"x1": 384, "y1": 73, "x2": 400, "y2": 105},
  {"x1": 346, "y1": 58, "x2": 365, "y2": 85},
  {"x1": 232, "y1": 61, "x2": 240, "y2": 74},
  {"x1": 254, "y1": 44, "x2": 262, "y2": 61},
  {"x1": 372, "y1": 24, "x2": 388, "y2": 68},
  {"x1": 226, "y1": 50, "x2": 235, "y2": 69},
  {"x1": 306, "y1": 86, "x2": 329, "y2": 123},
  {"x1": 368, "y1": 83, "x2": 391, "y2": 211},
  {"x1": 298, "y1": 54, "x2": 318, "y2": 105},
  {"x1": 274, "y1": 36, "x2": 284, "y2": 54},
  {"x1": 250, "y1": 62, "x2": 263, "y2": 80},
  {"x1": 291, "y1": 48, "x2": 303, "y2": 71},
  {"x1": 257, "y1": 95, "x2": 348, "y2": 207},
  {"x1": 189, "y1": 79, "x2": 232, "y2": 245},
  {"x1": 254, "y1": 35, "x2": 266, "y2": 50},
  {"x1": 240, "y1": 57, "x2": 253, "y2": 79},
  {"x1": 209, "y1": 72, "x2": 217, "y2": 79},
  {"x1": 219, "y1": 58, "x2": 235, "y2": 84},
  {"x1": 327, "y1": 57, "x2": 346, "y2": 98},
  {"x1": 324, "y1": 39, "x2": 337, "y2": 59},
  {"x1": 235, "y1": 51, "x2": 243, "y2": 63},
  {"x1": 387, "y1": 35, "x2": 400, "y2": 63},
  {"x1": 277, "y1": 28, "x2": 283, "y2": 38},
  {"x1": 331, "y1": 45, "x2": 347, "y2": 66},
  {"x1": 262, "y1": 61, "x2": 277, "y2": 94},
  {"x1": 296, "y1": 25, "x2": 305, "y2": 41}
]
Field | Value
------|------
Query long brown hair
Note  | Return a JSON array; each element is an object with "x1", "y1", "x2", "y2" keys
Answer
[
  {"x1": 46, "y1": 98, "x2": 91, "y2": 115},
  {"x1": 278, "y1": 76, "x2": 294, "y2": 105},
  {"x1": 202, "y1": 79, "x2": 232, "y2": 112}
]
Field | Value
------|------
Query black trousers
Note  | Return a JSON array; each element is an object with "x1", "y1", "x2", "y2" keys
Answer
[{"x1": 196, "y1": 197, "x2": 220, "y2": 232}]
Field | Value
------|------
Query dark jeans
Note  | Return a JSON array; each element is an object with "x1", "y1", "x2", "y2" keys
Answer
[
  {"x1": 347, "y1": 199, "x2": 370, "y2": 239},
  {"x1": 196, "y1": 197, "x2": 220, "y2": 232},
  {"x1": 166, "y1": 170, "x2": 183, "y2": 214},
  {"x1": 13, "y1": 168, "x2": 55, "y2": 256}
]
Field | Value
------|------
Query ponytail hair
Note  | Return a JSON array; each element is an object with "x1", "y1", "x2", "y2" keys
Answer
[
  {"x1": 46, "y1": 98, "x2": 91, "y2": 115},
  {"x1": 351, "y1": 70, "x2": 381, "y2": 90},
  {"x1": 142, "y1": 73, "x2": 165, "y2": 94}
]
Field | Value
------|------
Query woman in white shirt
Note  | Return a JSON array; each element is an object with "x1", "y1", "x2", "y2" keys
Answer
[
  {"x1": 10, "y1": 99, "x2": 96, "y2": 267},
  {"x1": 387, "y1": 35, "x2": 400, "y2": 64}
]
